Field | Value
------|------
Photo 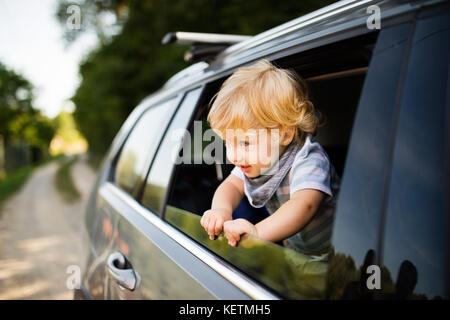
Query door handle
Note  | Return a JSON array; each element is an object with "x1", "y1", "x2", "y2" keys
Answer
[{"x1": 107, "y1": 252, "x2": 140, "y2": 291}]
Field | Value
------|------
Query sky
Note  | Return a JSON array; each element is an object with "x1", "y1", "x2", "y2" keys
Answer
[{"x1": 0, "y1": 0, "x2": 98, "y2": 118}]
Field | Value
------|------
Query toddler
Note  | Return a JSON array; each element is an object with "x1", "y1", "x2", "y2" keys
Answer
[{"x1": 200, "y1": 59, "x2": 340, "y2": 259}]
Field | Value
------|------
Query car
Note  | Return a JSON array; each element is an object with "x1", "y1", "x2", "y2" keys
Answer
[{"x1": 75, "y1": 0, "x2": 450, "y2": 300}]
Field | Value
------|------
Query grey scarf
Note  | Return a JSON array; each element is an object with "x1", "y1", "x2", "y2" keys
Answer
[{"x1": 244, "y1": 140, "x2": 303, "y2": 208}]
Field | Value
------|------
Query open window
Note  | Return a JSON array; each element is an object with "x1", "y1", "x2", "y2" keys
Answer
[
  {"x1": 165, "y1": 85, "x2": 229, "y2": 216},
  {"x1": 167, "y1": 32, "x2": 377, "y2": 217},
  {"x1": 162, "y1": 31, "x2": 380, "y2": 299},
  {"x1": 278, "y1": 32, "x2": 377, "y2": 178}
]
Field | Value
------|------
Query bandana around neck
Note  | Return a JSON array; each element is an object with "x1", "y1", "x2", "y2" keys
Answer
[{"x1": 243, "y1": 137, "x2": 306, "y2": 208}]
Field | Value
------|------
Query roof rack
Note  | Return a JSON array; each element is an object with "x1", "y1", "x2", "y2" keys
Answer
[{"x1": 162, "y1": 31, "x2": 252, "y2": 63}]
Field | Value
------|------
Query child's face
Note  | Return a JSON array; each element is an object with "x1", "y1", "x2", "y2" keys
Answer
[{"x1": 223, "y1": 128, "x2": 284, "y2": 178}]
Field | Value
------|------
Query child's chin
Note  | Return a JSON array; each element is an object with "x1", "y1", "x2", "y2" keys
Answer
[{"x1": 244, "y1": 171, "x2": 259, "y2": 178}]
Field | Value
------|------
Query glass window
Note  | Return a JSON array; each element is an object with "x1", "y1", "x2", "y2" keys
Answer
[
  {"x1": 326, "y1": 23, "x2": 413, "y2": 299},
  {"x1": 115, "y1": 97, "x2": 178, "y2": 195},
  {"x1": 165, "y1": 205, "x2": 329, "y2": 299},
  {"x1": 167, "y1": 112, "x2": 226, "y2": 217},
  {"x1": 141, "y1": 88, "x2": 203, "y2": 214},
  {"x1": 380, "y1": 8, "x2": 450, "y2": 300}
]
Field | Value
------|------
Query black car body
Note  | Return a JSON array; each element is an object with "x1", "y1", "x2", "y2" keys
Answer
[{"x1": 76, "y1": 0, "x2": 450, "y2": 300}]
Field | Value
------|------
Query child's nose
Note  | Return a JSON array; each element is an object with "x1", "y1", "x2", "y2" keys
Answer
[{"x1": 228, "y1": 147, "x2": 243, "y2": 163}]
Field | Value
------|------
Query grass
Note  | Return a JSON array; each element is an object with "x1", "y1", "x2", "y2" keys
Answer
[
  {"x1": 54, "y1": 155, "x2": 81, "y2": 204},
  {"x1": 0, "y1": 165, "x2": 35, "y2": 210},
  {"x1": 0, "y1": 155, "x2": 63, "y2": 213}
]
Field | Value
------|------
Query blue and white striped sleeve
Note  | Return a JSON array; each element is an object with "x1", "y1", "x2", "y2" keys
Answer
[{"x1": 289, "y1": 149, "x2": 333, "y2": 199}]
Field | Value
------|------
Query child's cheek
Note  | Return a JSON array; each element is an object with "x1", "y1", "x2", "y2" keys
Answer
[
  {"x1": 260, "y1": 143, "x2": 275, "y2": 167},
  {"x1": 247, "y1": 144, "x2": 258, "y2": 165},
  {"x1": 225, "y1": 144, "x2": 235, "y2": 161},
  {"x1": 225, "y1": 148, "x2": 233, "y2": 163}
]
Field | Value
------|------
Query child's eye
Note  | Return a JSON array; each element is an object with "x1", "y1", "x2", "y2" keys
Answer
[{"x1": 240, "y1": 141, "x2": 250, "y2": 147}]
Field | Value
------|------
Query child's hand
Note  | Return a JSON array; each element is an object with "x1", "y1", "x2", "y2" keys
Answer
[
  {"x1": 223, "y1": 219, "x2": 258, "y2": 246},
  {"x1": 200, "y1": 208, "x2": 233, "y2": 240}
]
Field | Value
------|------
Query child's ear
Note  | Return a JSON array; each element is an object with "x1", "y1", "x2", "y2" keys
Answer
[{"x1": 280, "y1": 126, "x2": 296, "y2": 146}]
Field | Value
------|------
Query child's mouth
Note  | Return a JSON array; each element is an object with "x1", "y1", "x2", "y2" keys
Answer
[{"x1": 239, "y1": 165, "x2": 251, "y2": 173}]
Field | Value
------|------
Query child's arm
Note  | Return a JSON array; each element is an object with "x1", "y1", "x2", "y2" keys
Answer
[
  {"x1": 224, "y1": 189, "x2": 324, "y2": 246},
  {"x1": 200, "y1": 174, "x2": 244, "y2": 240}
]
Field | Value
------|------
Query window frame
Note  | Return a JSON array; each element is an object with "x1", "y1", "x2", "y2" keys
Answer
[
  {"x1": 137, "y1": 86, "x2": 205, "y2": 216},
  {"x1": 150, "y1": 29, "x2": 391, "y2": 300},
  {"x1": 109, "y1": 94, "x2": 183, "y2": 199}
]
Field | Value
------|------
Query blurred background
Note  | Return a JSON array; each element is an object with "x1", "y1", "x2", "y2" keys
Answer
[{"x1": 0, "y1": 0, "x2": 336, "y2": 299}]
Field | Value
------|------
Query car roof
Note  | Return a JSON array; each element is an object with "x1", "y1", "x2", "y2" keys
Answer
[{"x1": 138, "y1": 0, "x2": 443, "y2": 109}]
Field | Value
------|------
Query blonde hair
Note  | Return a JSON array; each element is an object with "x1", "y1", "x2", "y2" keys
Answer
[{"x1": 207, "y1": 59, "x2": 319, "y2": 144}]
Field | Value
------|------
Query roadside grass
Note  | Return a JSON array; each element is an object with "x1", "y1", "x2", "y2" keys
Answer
[
  {"x1": 54, "y1": 155, "x2": 81, "y2": 204},
  {"x1": 0, "y1": 165, "x2": 34, "y2": 210},
  {"x1": 0, "y1": 155, "x2": 63, "y2": 213}
]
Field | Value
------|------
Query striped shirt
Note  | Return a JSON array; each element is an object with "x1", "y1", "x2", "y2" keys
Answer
[{"x1": 231, "y1": 135, "x2": 340, "y2": 258}]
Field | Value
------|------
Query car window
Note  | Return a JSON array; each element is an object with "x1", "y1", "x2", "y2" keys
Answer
[
  {"x1": 164, "y1": 31, "x2": 380, "y2": 299},
  {"x1": 325, "y1": 22, "x2": 414, "y2": 299},
  {"x1": 165, "y1": 205, "x2": 328, "y2": 299},
  {"x1": 141, "y1": 87, "x2": 203, "y2": 215},
  {"x1": 379, "y1": 8, "x2": 450, "y2": 300},
  {"x1": 114, "y1": 97, "x2": 178, "y2": 195}
]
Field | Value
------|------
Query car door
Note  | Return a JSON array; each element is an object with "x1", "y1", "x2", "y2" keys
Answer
[
  {"x1": 103, "y1": 86, "x2": 255, "y2": 299},
  {"x1": 326, "y1": 2, "x2": 450, "y2": 299},
  {"x1": 378, "y1": 4, "x2": 450, "y2": 300},
  {"x1": 83, "y1": 93, "x2": 181, "y2": 299}
]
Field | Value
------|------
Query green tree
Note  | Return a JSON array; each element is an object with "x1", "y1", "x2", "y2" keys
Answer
[
  {"x1": 0, "y1": 62, "x2": 34, "y2": 142},
  {"x1": 0, "y1": 62, "x2": 55, "y2": 171},
  {"x1": 8, "y1": 112, "x2": 55, "y2": 156},
  {"x1": 53, "y1": 110, "x2": 86, "y2": 144}
]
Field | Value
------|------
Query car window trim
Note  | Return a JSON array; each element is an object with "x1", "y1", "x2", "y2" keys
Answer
[
  {"x1": 131, "y1": 92, "x2": 190, "y2": 201},
  {"x1": 109, "y1": 93, "x2": 184, "y2": 196},
  {"x1": 103, "y1": 181, "x2": 280, "y2": 300},
  {"x1": 135, "y1": 86, "x2": 205, "y2": 213},
  {"x1": 160, "y1": 86, "x2": 206, "y2": 221}
]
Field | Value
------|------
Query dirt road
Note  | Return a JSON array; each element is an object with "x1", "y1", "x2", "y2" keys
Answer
[{"x1": 0, "y1": 155, "x2": 97, "y2": 299}]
